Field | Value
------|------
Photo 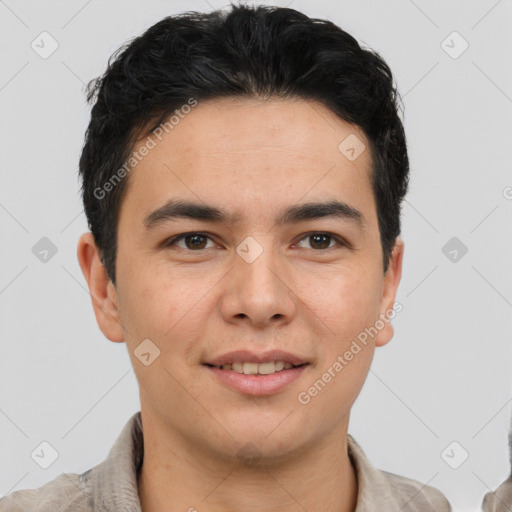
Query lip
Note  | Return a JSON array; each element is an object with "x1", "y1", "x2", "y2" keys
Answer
[
  {"x1": 204, "y1": 349, "x2": 309, "y2": 367},
  {"x1": 205, "y1": 364, "x2": 309, "y2": 396}
]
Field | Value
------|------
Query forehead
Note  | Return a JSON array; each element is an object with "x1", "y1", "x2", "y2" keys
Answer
[
  {"x1": 150, "y1": 97, "x2": 371, "y2": 169},
  {"x1": 121, "y1": 97, "x2": 377, "y2": 230}
]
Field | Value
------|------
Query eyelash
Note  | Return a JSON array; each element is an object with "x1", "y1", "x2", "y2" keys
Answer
[{"x1": 163, "y1": 231, "x2": 348, "y2": 251}]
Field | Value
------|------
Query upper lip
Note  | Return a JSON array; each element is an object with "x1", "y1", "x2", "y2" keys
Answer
[{"x1": 204, "y1": 349, "x2": 309, "y2": 367}]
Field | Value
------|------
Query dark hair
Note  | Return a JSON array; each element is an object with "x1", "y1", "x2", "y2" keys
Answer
[{"x1": 79, "y1": 3, "x2": 409, "y2": 286}]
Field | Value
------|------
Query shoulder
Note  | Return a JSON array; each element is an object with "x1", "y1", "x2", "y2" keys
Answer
[
  {"x1": 0, "y1": 473, "x2": 91, "y2": 512},
  {"x1": 379, "y1": 469, "x2": 452, "y2": 511},
  {"x1": 347, "y1": 435, "x2": 451, "y2": 511},
  {"x1": 482, "y1": 478, "x2": 512, "y2": 512}
]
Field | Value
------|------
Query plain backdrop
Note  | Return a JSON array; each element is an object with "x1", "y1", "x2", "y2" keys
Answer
[{"x1": 1, "y1": 1, "x2": 511, "y2": 511}]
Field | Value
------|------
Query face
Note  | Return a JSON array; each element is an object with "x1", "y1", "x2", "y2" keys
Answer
[{"x1": 79, "y1": 96, "x2": 403, "y2": 465}]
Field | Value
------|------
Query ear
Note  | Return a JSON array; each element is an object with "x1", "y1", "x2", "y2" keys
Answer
[
  {"x1": 77, "y1": 232, "x2": 125, "y2": 343},
  {"x1": 374, "y1": 236, "x2": 404, "y2": 348}
]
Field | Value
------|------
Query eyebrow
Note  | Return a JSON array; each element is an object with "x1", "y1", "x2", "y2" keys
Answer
[{"x1": 143, "y1": 199, "x2": 366, "y2": 230}]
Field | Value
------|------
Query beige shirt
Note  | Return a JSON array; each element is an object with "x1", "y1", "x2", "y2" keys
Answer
[
  {"x1": 1, "y1": 411, "x2": 451, "y2": 511},
  {"x1": 482, "y1": 479, "x2": 512, "y2": 511}
]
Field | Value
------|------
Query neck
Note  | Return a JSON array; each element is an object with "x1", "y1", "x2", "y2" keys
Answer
[{"x1": 137, "y1": 412, "x2": 358, "y2": 512}]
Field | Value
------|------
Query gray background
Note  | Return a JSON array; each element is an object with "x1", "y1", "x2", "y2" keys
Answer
[{"x1": 1, "y1": 1, "x2": 511, "y2": 510}]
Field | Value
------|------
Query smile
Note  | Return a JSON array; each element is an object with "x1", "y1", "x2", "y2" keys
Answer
[
  {"x1": 203, "y1": 363, "x2": 309, "y2": 396},
  {"x1": 205, "y1": 360, "x2": 305, "y2": 375}
]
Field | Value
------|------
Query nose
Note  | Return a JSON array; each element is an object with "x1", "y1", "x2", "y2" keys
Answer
[{"x1": 218, "y1": 238, "x2": 297, "y2": 329}]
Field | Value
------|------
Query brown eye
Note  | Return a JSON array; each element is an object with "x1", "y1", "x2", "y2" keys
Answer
[
  {"x1": 296, "y1": 233, "x2": 345, "y2": 250},
  {"x1": 165, "y1": 232, "x2": 214, "y2": 250}
]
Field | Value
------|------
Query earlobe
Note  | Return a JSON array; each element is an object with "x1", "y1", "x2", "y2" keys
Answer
[
  {"x1": 77, "y1": 232, "x2": 125, "y2": 343},
  {"x1": 375, "y1": 237, "x2": 404, "y2": 348}
]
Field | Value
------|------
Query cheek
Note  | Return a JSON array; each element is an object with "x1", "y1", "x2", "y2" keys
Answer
[
  {"x1": 309, "y1": 270, "x2": 383, "y2": 338},
  {"x1": 305, "y1": 280, "x2": 379, "y2": 409},
  {"x1": 116, "y1": 232, "x2": 181, "y2": 317},
  {"x1": 118, "y1": 272, "x2": 200, "y2": 394},
  {"x1": 116, "y1": 265, "x2": 176, "y2": 342},
  {"x1": 119, "y1": 266, "x2": 213, "y2": 359}
]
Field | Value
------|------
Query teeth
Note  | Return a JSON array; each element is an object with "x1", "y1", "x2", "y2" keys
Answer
[
  {"x1": 258, "y1": 362, "x2": 275, "y2": 375},
  {"x1": 218, "y1": 361, "x2": 296, "y2": 375},
  {"x1": 243, "y1": 362, "x2": 259, "y2": 374}
]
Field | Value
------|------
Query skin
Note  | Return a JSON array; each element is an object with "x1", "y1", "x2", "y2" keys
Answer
[{"x1": 78, "y1": 96, "x2": 404, "y2": 512}]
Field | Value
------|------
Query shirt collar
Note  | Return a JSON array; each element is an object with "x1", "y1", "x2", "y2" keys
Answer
[
  {"x1": 79, "y1": 411, "x2": 144, "y2": 512},
  {"x1": 78, "y1": 411, "x2": 423, "y2": 512},
  {"x1": 348, "y1": 434, "x2": 405, "y2": 510}
]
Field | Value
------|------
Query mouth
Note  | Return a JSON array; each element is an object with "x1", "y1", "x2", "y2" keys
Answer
[
  {"x1": 202, "y1": 351, "x2": 310, "y2": 395},
  {"x1": 202, "y1": 349, "x2": 311, "y2": 395},
  {"x1": 203, "y1": 361, "x2": 308, "y2": 375}
]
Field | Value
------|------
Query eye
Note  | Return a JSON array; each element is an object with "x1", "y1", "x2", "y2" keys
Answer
[
  {"x1": 163, "y1": 231, "x2": 348, "y2": 252},
  {"x1": 164, "y1": 232, "x2": 216, "y2": 251},
  {"x1": 295, "y1": 232, "x2": 346, "y2": 250}
]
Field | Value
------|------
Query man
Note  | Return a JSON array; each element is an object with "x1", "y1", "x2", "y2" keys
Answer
[
  {"x1": 1, "y1": 4, "x2": 451, "y2": 511},
  {"x1": 482, "y1": 424, "x2": 512, "y2": 511}
]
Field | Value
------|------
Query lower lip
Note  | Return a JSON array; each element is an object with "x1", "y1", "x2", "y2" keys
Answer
[{"x1": 205, "y1": 364, "x2": 309, "y2": 396}]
